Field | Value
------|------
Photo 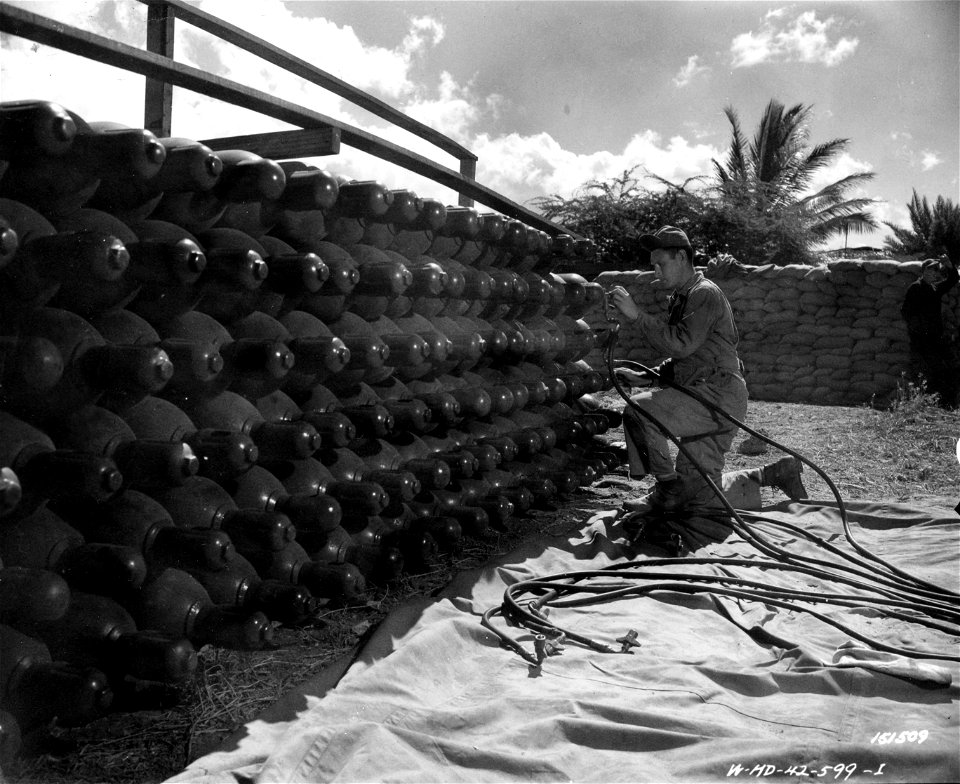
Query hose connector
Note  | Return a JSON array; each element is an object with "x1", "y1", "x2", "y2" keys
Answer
[{"x1": 616, "y1": 629, "x2": 641, "y2": 654}]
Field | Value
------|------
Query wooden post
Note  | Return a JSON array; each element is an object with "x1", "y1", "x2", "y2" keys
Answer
[
  {"x1": 144, "y1": 2, "x2": 174, "y2": 136},
  {"x1": 458, "y1": 157, "x2": 477, "y2": 208}
]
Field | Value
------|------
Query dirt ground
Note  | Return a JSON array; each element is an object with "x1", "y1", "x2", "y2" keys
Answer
[{"x1": 6, "y1": 394, "x2": 959, "y2": 784}]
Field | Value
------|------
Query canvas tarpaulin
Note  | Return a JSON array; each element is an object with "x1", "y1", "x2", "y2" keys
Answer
[{"x1": 167, "y1": 500, "x2": 959, "y2": 783}]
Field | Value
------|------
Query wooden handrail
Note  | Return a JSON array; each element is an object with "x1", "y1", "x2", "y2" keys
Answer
[
  {"x1": 0, "y1": 3, "x2": 576, "y2": 236},
  {"x1": 141, "y1": 0, "x2": 482, "y2": 208},
  {"x1": 140, "y1": 0, "x2": 476, "y2": 164}
]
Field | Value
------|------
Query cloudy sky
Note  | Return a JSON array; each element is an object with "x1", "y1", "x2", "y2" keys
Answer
[{"x1": 2, "y1": 0, "x2": 958, "y2": 250}]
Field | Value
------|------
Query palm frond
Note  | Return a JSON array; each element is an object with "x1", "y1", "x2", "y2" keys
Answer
[
  {"x1": 805, "y1": 196, "x2": 879, "y2": 220},
  {"x1": 787, "y1": 138, "x2": 851, "y2": 191},
  {"x1": 807, "y1": 210, "x2": 880, "y2": 241},
  {"x1": 797, "y1": 172, "x2": 877, "y2": 209},
  {"x1": 803, "y1": 138, "x2": 849, "y2": 170},
  {"x1": 720, "y1": 105, "x2": 749, "y2": 182},
  {"x1": 906, "y1": 190, "x2": 934, "y2": 237},
  {"x1": 712, "y1": 158, "x2": 730, "y2": 183}
]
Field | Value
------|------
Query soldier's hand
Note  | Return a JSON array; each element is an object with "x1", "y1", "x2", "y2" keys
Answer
[{"x1": 608, "y1": 286, "x2": 641, "y2": 321}]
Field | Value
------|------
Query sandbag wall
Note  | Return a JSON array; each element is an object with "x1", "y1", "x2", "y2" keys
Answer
[
  {"x1": 593, "y1": 258, "x2": 958, "y2": 405},
  {"x1": 0, "y1": 100, "x2": 613, "y2": 755}
]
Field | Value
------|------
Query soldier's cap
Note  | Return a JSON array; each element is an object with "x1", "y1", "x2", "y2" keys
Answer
[
  {"x1": 921, "y1": 258, "x2": 941, "y2": 271},
  {"x1": 638, "y1": 225, "x2": 693, "y2": 252}
]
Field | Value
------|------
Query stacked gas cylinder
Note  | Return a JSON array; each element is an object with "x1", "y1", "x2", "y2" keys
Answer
[{"x1": 0, "y1": 99, "x2": 618, "y2": 756}]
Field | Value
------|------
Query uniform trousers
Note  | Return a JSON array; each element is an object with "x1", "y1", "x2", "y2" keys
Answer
[{"x1": 623, "y1": 369, "x2": 748, "y2": 507}]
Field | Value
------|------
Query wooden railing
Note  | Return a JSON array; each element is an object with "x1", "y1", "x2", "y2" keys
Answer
[{"x1": 0, "y1": 0, "x2": 576, "y2": 237}]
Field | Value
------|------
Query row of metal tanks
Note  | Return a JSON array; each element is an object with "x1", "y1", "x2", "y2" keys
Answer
[{"x1": 0, "y1": 100, "x2": 621, "y2": 760}]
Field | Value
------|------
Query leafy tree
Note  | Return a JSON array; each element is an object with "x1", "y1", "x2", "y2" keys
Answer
[
  {"x1": 884, "y1": 190, "x2": 960, "y2": 264},
  {"x1": 532, "y1": 167, "x2": 696, "y2": 266},
  {"x1": 531, "y1": 167, "x2": 642, "y2": 263}
]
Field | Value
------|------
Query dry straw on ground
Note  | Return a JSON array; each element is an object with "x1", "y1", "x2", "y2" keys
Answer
[{"x1": 6, "y1": 391, "x2": 958, "y2": 784}]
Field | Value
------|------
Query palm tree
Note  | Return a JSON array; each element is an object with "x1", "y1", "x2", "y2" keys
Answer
[
  {"x1": 884, "y1": 190, "x2": 960, "y2": 263},
  {"x1": 712, "y1": 99, "x2": 878, "y2": 253}
]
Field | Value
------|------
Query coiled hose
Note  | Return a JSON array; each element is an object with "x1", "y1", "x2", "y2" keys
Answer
[{"x1": 481, "y1": 319, "x2": 959, "y2": 666}]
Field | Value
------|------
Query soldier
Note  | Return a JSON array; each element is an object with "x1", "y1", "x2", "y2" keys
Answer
[
  {"x1": 606, "y1": 226, "x2": 748, "y2": 523},
  {"x1": 901, "y1": 257, "x2": 958, "y2": 406}
]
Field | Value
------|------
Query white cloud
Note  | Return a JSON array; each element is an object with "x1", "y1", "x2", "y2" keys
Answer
[
  {"x1": 673, "y1": 55, "x2": 710, "y2": 87},
  {"x1": 920, "y1": 150, "x2": 943, "y2": 171},
  {"x1": 802, "y1": 152, "x2": 875, "y2": 196},
  {"x1": 402, "y1": 72, "x2": 500, "y2": 144},
  {"x1": 729, "y1": 31, "x2": 773, "y2": 68},
  {"x1": 871, "y1": 199, "x2": 902, "y2": 228},
  {"x1": 731, "y1": 10, "x2": 858, "y2": 68},
  {"x1": 890, "y1": 133, "x2": 946, "y2": 175},
  {"x1": 4, "y1": 0, "x2": 146, "y2": 45},
  {"x1": 402, "y1": 16, "x2": 445, "y2": 56},
  {"x1": 0, "y1": 0, "x2": 717, "y2": 221},
  {"x1": 468, "y1": 129, "x2": 720, "y2": 208},
  {"x1": 624, "y1": 132, "x2": 720, "y2": 186},
  {"x1": 175, "y1": 0, "x2": 439, "y2": 102}
]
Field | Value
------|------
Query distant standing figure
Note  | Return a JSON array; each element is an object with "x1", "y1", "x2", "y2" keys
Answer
[{"x1": 900, "y1": 257, "x2": 959, "y2": 405}]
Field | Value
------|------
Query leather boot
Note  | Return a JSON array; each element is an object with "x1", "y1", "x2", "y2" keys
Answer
[
  {"x1": 761, "y1": 456, "x2": 807, "y2": 500},
  {"x1": 623, "y1": 476, "x2": 687, "y2": 514},
  {"x1": 620, "y1": 510, "x2": 687, "y2": 555}
]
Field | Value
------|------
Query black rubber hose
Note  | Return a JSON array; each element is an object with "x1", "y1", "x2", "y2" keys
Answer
[
  {"x1": 506, "y1": 563, "x2": 960, "y2": 630},
  {"x1": 608, "y1": 330, "x2": 956, "y2": 598},
  {"x1": 491, "y1": 565, "x2": 960, "y2": 663},
  {"x1": 606, "y1": 552, "x2": 960, "y2": 620},
  {"x1": 505, "y1": 577, "x2": 959, "y2": 662},
  {"x1": 721, "y1": 509, "x2": 960, "y2": 606},
  {"x1": 480, "y1": 320, "x2": 960, "y2": 666},
  {"x1": 507, "y1": 573, "x2": 960, "y2": 634}
]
